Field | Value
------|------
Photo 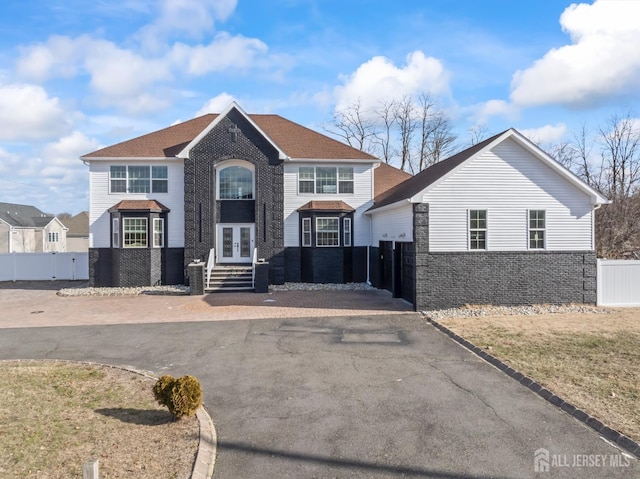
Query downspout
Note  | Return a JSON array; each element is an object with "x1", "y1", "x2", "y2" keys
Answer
[
  {"x1": 367, "y1": 163, "x2": 378, "y2": 285},
  {"x1": 592, "y1": 203, "x2": 602, "y2": 251}
]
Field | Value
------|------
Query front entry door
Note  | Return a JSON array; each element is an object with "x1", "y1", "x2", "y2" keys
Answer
[{"x1": 217, "y1": 224, "x2": 255, "y2": 263}]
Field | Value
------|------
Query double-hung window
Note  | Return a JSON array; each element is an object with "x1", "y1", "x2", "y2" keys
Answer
[
  {"x1": 153, "y1": 218, "x2": 164, "y2": 248},
  {"x1": 299, "y1": 167, "x2": 315, "y2": 193},
  {"x1": 112, "y1": 218, "x2": 120, "y2": 247},
  {"x1": 123, "y1": 218, "x2": 147, "y2": 248},
  {"x1": 316, "y1": 167, "x2": 337, "y2": 194},
  {"x1": 302, "y1": 218, "x2": 312, "y2": 247},
  {"x1": 316, "y1": 217, "x2": 339, "y2": 246},
  {"x1": 48, "y1": 232, "x2": 59, "y2": 242},
  {"x1": 469, "y1": 210, "x2": 487, "y2": 250},
  {"x1": 298, "y1": 167, "x2": 354, "y2": 194},
  {"x1": 343, "y1": 218, "x2": 352, "y2": 246},
  {"x1": 110, "y1": 166, "x2": 168, "y2": 193},
  {"x1": 529, "y1": 210, "x2": 545, "y2": 249}
]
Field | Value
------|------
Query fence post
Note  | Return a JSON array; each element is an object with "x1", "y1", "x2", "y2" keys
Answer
[{"x1": 83, "y1": 458, "x2": 99, "y2": 479}]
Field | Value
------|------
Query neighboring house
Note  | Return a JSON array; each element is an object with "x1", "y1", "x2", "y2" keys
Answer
[
  {"x1": 60, "y1": 211, "x2": 90, "y2": 252},
  {"x1": 0, "y1": 202, "x2": 68, "y2": 253},
  {"x1": 81, "y1": 103, "x2": 607, "y2": 310},
  {"x1": 366, "y1": 129, "x2": 608, "y2": 310}
]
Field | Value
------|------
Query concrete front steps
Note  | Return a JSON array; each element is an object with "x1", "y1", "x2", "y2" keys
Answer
[{"x1": 206, "y1": 265, "x2": 254, "y2": 292}]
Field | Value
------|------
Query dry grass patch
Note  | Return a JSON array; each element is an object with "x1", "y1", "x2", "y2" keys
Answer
[
  {"x1": 0, "y1": 361, "x2": 198, "y2": 478},
  {"x1": 439, "y1": 308, "x2": 640, "y2": 443}
]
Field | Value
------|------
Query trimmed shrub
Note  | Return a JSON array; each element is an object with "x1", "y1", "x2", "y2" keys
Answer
[
  {"x1": 153, "y1": 374, "x2": 175, "y2": 408},
  {"x1": 152, "y1": 374, "x2": 203, "y2": 419}
]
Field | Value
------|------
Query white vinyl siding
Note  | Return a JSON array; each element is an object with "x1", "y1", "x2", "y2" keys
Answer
[
  {"x1": 424, "y1": 138, "x2": 594, "y2": 252},
  {"x1": 89, "y1": 160, "x2": 184, "y2": 248},
  {"x1": 283, "y1": 162, "x2": 375, "y2": 247},
  {"x1": 370, "y1": 203, "x2": 413, "y2": 243}
]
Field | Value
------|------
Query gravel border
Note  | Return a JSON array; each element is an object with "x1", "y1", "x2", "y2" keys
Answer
[
  {"x1": 57, "y1": 285, "x2": 190, "y2": 297},
  {"x1": 423, "y1": 303, "x2": 614, "y2": 320},
  {"x1": 424, "y1": 317, "x2": 640, "y2": 459},
  {"x1": 269, "y1": 282, "x2": 375, "y2": 291}
]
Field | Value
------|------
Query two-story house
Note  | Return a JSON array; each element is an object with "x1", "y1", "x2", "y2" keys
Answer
[
  {"x1": 0, "y1": 202, "x2": 68, "y2": 253},
  {"x1": 82, "y1": 102, "x2": 409, "y2": 289},
  {"x1": 82, "y1": 102, "x2": 608, "y2": 310}
]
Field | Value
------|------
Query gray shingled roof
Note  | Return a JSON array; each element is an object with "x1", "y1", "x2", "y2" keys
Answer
[{"x1": 0, "y1": 202, "x2": 55, "y2": 228}]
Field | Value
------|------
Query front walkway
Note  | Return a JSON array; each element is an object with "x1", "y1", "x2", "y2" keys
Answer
[{"x1": 0, "y1": 281, "x2": 415, "y2": 329}]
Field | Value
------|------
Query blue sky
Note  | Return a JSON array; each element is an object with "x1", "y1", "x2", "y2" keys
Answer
[{"x1": 0, "y1": 0, "x2": 639, "y2": 214}]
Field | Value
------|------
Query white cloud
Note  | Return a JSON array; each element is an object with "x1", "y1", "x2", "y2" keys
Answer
[
  {"x1": 469, "y1": 99, "x2": 519, "y2": 124},
  {"x1": 15, "y1": 30, "x2": 268, "y2": 115},
  {"x1": 520, "y1": 124, "x2": 567, "y2": 144},
  {"x1": 0, "y1": 84, "x2": 72, "y2": 141},
  {"x1": 170, "y1": 33, "x2": 268, "y2": 75},
  {"x1": 137, "y1": 0, "x2": 238, "y2": 51},
  {"x1": 195, "y1": 92, "x2": 237, "y2": 116},
  {"x1": 41, "y1": 131, "x2": 102, "y2": 168},
  {"x1": 510, "y1": 0, "x2": 640, "y2": 107},
  {"x1": 16, "y1": 35, "x2": 80, "y2": 82},
  {"x1": 333, "y1": 51, "x2": 450, "y2": 113}
]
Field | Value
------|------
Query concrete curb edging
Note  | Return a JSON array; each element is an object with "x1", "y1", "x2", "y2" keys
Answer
[
  {"x1": 192, "y1": 406, "x2": 217, "y2": 479},
  {"x1": 425, "y1": 318, "x2": 640, "y2": 459},
  {"x1": 0, "y1": 359, "x2": 218, "y2": 478}
]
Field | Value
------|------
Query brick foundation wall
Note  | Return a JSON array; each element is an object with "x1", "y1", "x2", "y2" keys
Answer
[
  {"x1": 89, "y1": 247, "x2": 184, "y2": 287},
  {"x1": 415, "y1": 250, "x2": 598, "y2": 311}
]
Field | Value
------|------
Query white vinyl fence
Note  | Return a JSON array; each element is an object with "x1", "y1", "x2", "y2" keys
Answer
[
  {"x1": 597, "y1": 259, "x2": 640, "y2": 307},
  {"x1": 0, "y1": 252, "x2": 89, "y2": 281}
]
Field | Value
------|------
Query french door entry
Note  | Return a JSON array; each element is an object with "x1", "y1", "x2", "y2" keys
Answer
[{"x1": 217, "y1": 224, "x2": 255, "y2": 263}]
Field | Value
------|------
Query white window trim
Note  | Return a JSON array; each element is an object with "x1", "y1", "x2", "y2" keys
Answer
[
  {"x1": 301, "y1": 217, "x2": 312, "y2": 247},
  {"x1": 153, "y1": 218, "x2": 164, "y2": 248},
  {"x1": 343, "y1": 217, "x2": 352, "y2": 247},
  {"x1": 468, "y1": 209, "x2": 487, "y2": 251},
  {"x1": 316, "y1": 217, "x2": 340, "y2": 247},
  {"x1": 109, "y1": 165, "x2": 168, "y2": 195},
  {"x1": 298, "y1": 167, "x2": 316, "y2": 195},
  {"x1": 297, "y1": 166, "x2": 354, "y2": 195},
  {"x1": 123, "y1": 217, "x2": 148, "y2": 248},
  {"x1": 528, "y1": 209, "x2": 546, "y2": 250},
  {"x1": 215, "y1": 160, "x2": 255, "y2": 200}
]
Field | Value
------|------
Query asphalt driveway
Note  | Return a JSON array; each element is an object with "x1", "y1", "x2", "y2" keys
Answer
[{"x1": 0, "y1": 284, "x2": 637, "y2": 478}]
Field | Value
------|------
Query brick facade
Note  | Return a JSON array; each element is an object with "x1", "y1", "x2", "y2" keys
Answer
[{"x1": 184, "y1": 109, "x2": 285, "y2": 284}]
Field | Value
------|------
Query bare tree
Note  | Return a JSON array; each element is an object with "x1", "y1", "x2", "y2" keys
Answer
[
  {"x1": 324, "y1": 99, "x2": 377, "y2": 153},
  {"x1": 467, "y1": 124, "x2": 489, "y2": 146},
  {"x1": 425, "y1": 112, "x2": 457, "y2": 167},
  {"x1": 598, "y1": 112, "x2": 640, "y2": 200},
  {"x1": 394, "y1": 95, "x2": 416, "y2": 171},
  {"x1": 372, "y1": 98, "x2": 397, "y2": 163}
]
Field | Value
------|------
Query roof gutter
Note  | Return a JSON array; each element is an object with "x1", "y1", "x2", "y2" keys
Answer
[{"x1": 364, "y1": 198, "x2": 412, "y2": 216}]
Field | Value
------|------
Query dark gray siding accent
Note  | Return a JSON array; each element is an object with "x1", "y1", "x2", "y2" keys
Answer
[
  {"x1": 219, "y1": 200, "x2": 255, "y2": 223},
  {"x1": 184, "y1": 108, "x2": 285, "y2": 284},
  {"x1": 163, "y1": 248, "x2": 185, "y2": 285},
  {"x1": 380, "y1": 241, "x2": 393, "y2": 292},
  {"x1": 112, "y1": 248, "x2": 152, "y2": 287},
  {"x1": 369, "y1": 246, "x2": 381, "y2": 288},
  {"x1": 284, "y1": 247, "x2": 301, "y2": 282},
  {"x1": 89, "y1": 248, "x2": 112, "y2": 287},
  {"x1": 415, "y1": 250, "x2": 598, "y2": 311},
  {"x1": 399, "y1": 242, "x2": 415, "y2": 304},
  {"x1": 309, "y1": 248, "x2": 344, "y2": 283},
  {"x1": 352, "y1": 246, "x2": 368, "y2": 283}
]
